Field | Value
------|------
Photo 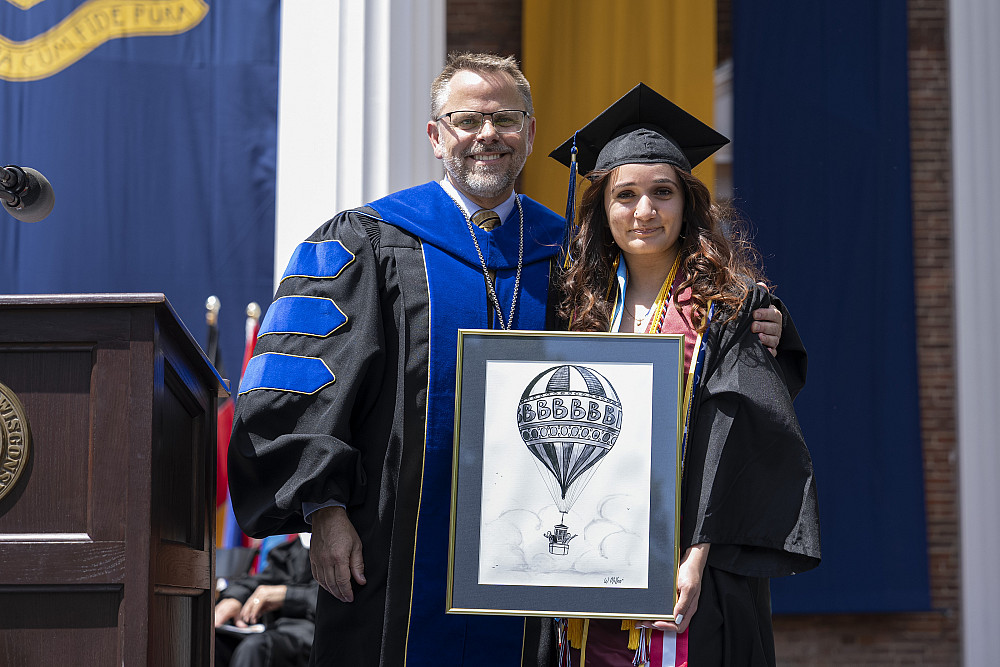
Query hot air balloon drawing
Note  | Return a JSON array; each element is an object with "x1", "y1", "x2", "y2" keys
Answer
[{"x1": 516, "y1": 364, "x2": 623, "y2": 555}]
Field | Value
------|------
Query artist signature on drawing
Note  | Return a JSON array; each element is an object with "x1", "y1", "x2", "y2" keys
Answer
[{"x1": 604, "y1": 576, "x2": 624, "y2": 585}]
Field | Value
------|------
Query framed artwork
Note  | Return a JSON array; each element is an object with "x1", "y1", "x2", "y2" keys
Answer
[{"x1": 447, "y1": 329, "x2": 685, "y2": 620}]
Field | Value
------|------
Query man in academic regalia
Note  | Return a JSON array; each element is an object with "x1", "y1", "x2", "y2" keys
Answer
[{"x1": 228, "y1": 53, "x2": 792, "y2": 667}]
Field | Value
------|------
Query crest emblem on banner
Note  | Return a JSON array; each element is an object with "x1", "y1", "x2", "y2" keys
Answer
[
  {"x1": 0, "y1": 382, "x2": 31, "y2": 503},
  {"x1": 0, "y1": 0, "x2": 210, "y2": 81}
]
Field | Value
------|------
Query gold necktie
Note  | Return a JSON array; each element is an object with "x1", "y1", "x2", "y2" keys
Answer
[{"x1": 470, "y1": 208, "x2": 501, "y2": 231}]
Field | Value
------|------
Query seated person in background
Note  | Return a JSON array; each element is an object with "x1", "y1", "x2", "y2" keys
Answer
[{"x1": 214, "y1": 534, "x2": 317, "y2": 667}]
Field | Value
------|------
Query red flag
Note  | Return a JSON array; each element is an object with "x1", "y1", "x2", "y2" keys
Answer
[
  {"x1": 220, "y1": 302, "x2": 262, "y2": 550},
  {"x1": 205, "y1": 296, "x2": 232, "y2": 509},
  {"x1": 217, "y1": 398, "x2": 235, "y2": 507},
  {"x1": 212, "y1": 299, "x2": 261, "y2": 508}
]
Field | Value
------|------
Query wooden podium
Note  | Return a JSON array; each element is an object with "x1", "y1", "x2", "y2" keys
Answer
[{"x1": 0, "y1": 294, "x2": 227, "y2": 665}]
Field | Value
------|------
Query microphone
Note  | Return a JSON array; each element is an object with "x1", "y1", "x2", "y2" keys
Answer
[{"x1": 2, "y1": 165, "x2": 55, "y2": 223}]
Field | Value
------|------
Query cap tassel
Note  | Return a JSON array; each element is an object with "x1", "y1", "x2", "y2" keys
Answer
[
  {"x1": 631, "y1": 626, "x2": 650, "y2": 666},
  {"x1": 620, "y1": 619, "x2": 650, "y2": 665},
  {"x1": 560, "y1": 133, "x2": 580, "y2": 270}
]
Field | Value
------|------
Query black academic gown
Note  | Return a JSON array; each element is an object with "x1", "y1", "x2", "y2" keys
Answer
[
  {"x1": 228, "y1": 182, "x2": 565, "y2": 667},
  {"x1": 524, "y1": 287, "x2": 820, "y2": 666},
  {"x1": 678, "y1": 287, "x2": 819, "y2": 666}
]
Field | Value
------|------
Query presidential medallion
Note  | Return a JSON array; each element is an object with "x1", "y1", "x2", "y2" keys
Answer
[{"x1": 0, "y1": 382, "x2": 31, "y2": 502}]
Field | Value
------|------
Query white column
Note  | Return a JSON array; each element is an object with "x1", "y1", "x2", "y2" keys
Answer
[
  {"x1": 273, "y1": 0, "x2": 445, "y2": 288},
  {"x1": 950, "y1": 1, "x2": 1000, "y2": 665}
]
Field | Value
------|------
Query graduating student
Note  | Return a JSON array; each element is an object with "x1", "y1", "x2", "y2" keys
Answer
[{"x1": 535, "y1": 84, "x2": 820, "y2": 666}]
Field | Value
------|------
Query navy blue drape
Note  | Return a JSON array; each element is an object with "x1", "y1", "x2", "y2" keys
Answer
[
  {"x1": 0, "y1": 1, "x2": 279, "y2": 378},
  {"x1": 733, "y1": 1, "x2": 930, "y2": 613}
]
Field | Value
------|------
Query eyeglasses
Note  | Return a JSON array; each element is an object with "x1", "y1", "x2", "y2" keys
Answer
[{"x1": 435, "y1": 110, "x2": 528, "y2": 134}]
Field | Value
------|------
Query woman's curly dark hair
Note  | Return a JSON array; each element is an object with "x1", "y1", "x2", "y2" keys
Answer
[{"x1": 557, "y1": 165, "x2": 766, "y2": 333}]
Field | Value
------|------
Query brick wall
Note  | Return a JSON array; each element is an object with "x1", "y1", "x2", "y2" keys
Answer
[
  {"x1": 446, "y1": 0, "x2": 522, "y2": 61},
  {"x1": 717, "y1": 0, "x2": 732, "y2": 65},
  {"x1": 446, "y1": 1, "x2": 962, "y2": 663}
]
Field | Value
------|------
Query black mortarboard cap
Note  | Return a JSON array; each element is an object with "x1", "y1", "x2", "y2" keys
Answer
[{"x1": 549, "y1": 82, "x2": 730, "y2": 175}]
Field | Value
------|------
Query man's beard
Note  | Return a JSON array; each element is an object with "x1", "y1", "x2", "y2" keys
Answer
[{"x1": 443, "y1": 148, "x2": 524, "y2": 200}]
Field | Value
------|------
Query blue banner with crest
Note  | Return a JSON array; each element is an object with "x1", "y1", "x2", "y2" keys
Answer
[{"x1": 0, "y1": 0, "x2": 279, "y2": 374}]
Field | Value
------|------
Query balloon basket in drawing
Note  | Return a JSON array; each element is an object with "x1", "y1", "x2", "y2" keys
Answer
[{"x1": 545, "y1": 522, "x2": 575, "y2": 555}]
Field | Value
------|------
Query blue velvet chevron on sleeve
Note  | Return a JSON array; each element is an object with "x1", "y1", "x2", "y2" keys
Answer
[
  {"x1": 280, "y1": 239, "x2": 355, "y2": 281},
  {"x1": 258, "y1": 295, "x2": 348, "y2": 338},
  {"x1": 238, "y1": 353, "x2": 335, "y2": 395}
]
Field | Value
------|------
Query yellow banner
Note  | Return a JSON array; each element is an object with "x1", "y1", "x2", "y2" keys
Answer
[
  {"x1": 0, "y1": 0, "x2": 209, "y2": 82},
  {"x1": 521, "y1": 0, "x2": 718, "y2": 213}
]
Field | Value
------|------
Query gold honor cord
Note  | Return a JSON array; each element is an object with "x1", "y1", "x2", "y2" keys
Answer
[
  {"x1": 0, "y1": 0, "x2": 209, "y2": 82},
  {"x1": 643, "y1": 251, "x2": 682, "y2": 334}
]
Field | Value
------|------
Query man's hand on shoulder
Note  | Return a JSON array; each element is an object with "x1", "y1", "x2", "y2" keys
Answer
[
  {"x1": 310, "y1": 505, "x2": 366, "y2": 602},
  {"x1": 752, "y1": 303, "x2": 783, "y2": 357}
]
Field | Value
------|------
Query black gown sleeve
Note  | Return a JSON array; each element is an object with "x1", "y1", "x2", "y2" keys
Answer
[
  {"x1": 680, "y1": 285, "x2": 820, "y2": 578},
  {"x1": 228, "y1": 210, "x2": 387, "y2": 537},
  {"x1": 770, "y1": 294, "x2": 808, "y2": 400}
]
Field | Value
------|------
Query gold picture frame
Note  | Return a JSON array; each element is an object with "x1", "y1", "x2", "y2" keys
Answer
[{"x1": 447, "y1": 330, "x2": 685, "y2": 620}]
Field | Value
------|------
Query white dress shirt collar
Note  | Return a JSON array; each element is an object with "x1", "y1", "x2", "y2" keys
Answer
[{"x1": 439, "y1": 178, "x2": 517, "y2": 224}]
